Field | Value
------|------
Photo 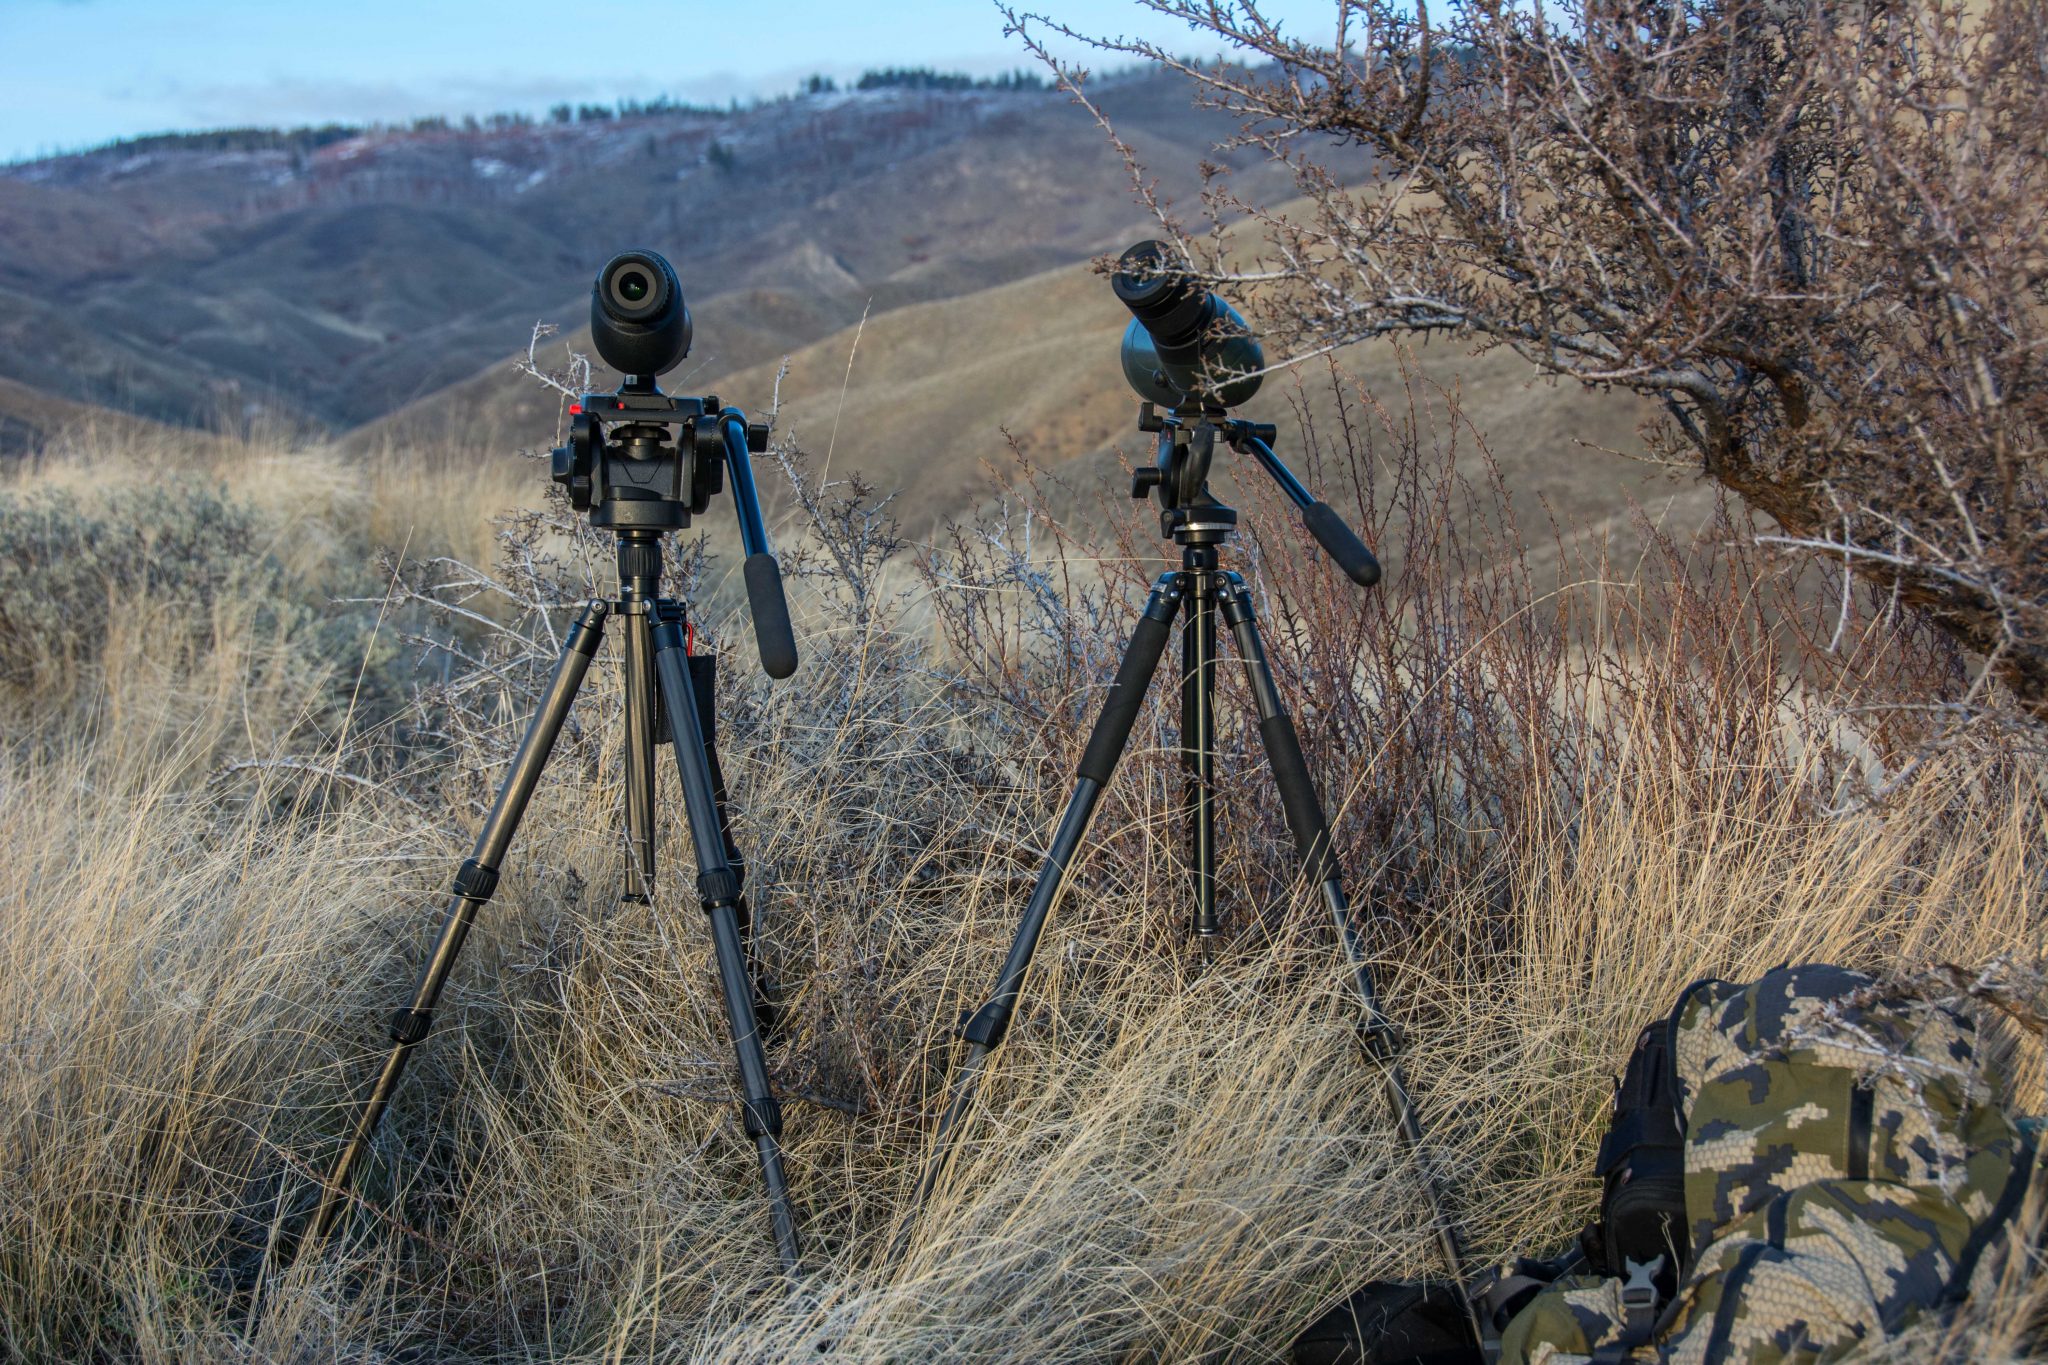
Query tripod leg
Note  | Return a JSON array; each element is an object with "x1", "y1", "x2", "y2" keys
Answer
[
  {"x1": 688, "y1": 649, "x2": 777, "y2": 1041},
  {"x1": 1215, "y1": 576, "x2": 1479, "y2": 1316},
  {"x1": 1182, "y1": 561, "x2": 1220, "y2": 941},
  {"x1": 650, "y1": 616, "x2": 802, "y2": 1277},
  {"x1": 310, "y1": 600, "x2": 609, "y2": 1245},
  {"x1": 904, "y1": 573, "x2": 1184, "y2": 1221}
]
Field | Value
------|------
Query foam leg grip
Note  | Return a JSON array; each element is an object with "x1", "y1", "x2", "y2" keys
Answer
[
  {"x1": 743, "y1": 553, "x2": 799, "y2": 678},
  {"x1": 1077, "y1": 611, "x2": 1175, "y2": 784},
  {"x1": 1303, "y1": 501, "x2": 1382, "y2": 587},
  {"x1": 1259, "y1": 712, "x2": 1338, "y2": 886}
]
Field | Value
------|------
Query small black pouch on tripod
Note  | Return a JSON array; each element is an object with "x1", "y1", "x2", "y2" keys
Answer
[
  {"x1": 689, "y1": 651, "x2": 719, "y2": 753},
  {"x1": 1582, "y1": 1018, "x2": 1689, "y2": 1300},
  {"x1": 649, "y1": 633, "x2": 719, "y2": 749}
]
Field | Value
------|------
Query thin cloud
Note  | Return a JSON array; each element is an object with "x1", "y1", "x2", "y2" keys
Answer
[
  {"x1": 119, "y1": 54, "x2": 1038, "y2": 131},
  {"x1": 122, "y1": 73, "x2": 677, "y2": 128}
]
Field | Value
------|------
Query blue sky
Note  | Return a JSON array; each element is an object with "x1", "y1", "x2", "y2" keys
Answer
[{"x1": 1, "y1": 0, "x2": 1342, "y2": 162}]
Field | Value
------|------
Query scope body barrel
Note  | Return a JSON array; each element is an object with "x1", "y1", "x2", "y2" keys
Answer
[
  {"x1": 591, "y1": 250, "x2": 692, "y2": 378},
  {"x1": 1112, "y1": 241, "x2": 1265, "y2": 410}
]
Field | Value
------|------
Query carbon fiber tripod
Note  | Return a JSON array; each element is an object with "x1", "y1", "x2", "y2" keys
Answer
[
  {"x1": 309, "y1": 527, "x2": 799, "y2": 1274},
  {"x1": 904, "y1": 403, "x2": 1477, "y2": 1339},
  {"x1": 307, "y1": 250, "x2": 807, "y2": 1276}
]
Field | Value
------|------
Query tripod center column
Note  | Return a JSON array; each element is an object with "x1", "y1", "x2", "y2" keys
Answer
[
  {"x1": 1182, "y1": 543, "x2": 1221, "y2": 940},
  {"x1": 617, "y1": 530, "x2": 664, "y2": 903}
]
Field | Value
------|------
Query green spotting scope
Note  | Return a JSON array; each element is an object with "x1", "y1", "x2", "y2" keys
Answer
[{"x1": 1112, "y1": 239, "x2": 1264, "y2": 410}]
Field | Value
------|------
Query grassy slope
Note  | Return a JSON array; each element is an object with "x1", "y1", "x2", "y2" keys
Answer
[{"x1": 0, "y1": 402, "x2": 2040, "y2": 1361}]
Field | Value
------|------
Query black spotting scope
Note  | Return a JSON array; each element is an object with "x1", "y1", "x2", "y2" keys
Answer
[
  {"x1": 591, "y1": 249, "x2": 694, "y2": 379},
  {"x1": 550, "y1": 250, "x2": 798, "y2": 677},
  {"x1": 1111, "y1": 239, "x2": 1380, "y2": 587},
  {"x1": 1113, "y1": 240, "x2": 1265, "y2": 410}
]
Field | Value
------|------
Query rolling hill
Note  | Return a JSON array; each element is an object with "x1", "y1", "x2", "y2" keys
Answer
[
  {"x1": 0, "y1": 72, "x2": 1297, "y2": 441},
  {"x1": 2, "y1": 66, "x2": 1718, "y2": 579}
]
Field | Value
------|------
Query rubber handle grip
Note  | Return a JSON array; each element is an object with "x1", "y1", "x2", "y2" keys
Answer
[
  {"x1": 743, "y1": 553, "x2": 798, "y2": 679},
  {"x1": 1303, "y1": 501, "x2": 1381, "y2": 587}
]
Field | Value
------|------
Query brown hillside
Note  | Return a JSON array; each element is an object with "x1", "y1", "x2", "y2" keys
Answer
[
  {"x1": 342, "y1": 89, "x2": 1304, "y2": 461},
  {"x1": 0, "y1": 374, "x2": 190, "y2": 459},
  {"x1": 704, "y1": 253, "x2": 1719, "y2": 575}
]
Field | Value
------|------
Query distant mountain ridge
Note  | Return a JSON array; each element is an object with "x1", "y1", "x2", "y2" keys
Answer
[
  {"x1": 0, "y1": 72, "x2": 1294, "y2": 441},
  {"x1": 2, "y1": 70, "x2": 1710, "y2": 565}
]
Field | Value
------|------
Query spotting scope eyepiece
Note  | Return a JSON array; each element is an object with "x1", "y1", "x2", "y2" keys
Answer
[
  {"x1": 591, "y1": 249, "x2": 692, "y2": 378},
  {"x1": 1112, "y1": 239, "x2": 1264, "y2": 410}
]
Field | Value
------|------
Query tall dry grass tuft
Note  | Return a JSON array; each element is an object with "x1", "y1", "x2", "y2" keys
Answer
[{"x1": 0, "y1": 367, "x2": 2042, "y2": 1361}]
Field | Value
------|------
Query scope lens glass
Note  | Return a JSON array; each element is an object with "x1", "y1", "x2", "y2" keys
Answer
[{"x1": 617, "y1": 269, "x2": 650, "y2": 303}]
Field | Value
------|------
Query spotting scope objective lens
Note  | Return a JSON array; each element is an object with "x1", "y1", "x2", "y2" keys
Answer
[
  {"x1": 591, "y1": 249, "x2": 692, "y2": 377},
  {"x1": 1112, "y1": 239, "x2": 1264, "y2": 410}
]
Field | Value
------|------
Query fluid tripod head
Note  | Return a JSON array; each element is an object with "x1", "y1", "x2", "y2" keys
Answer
[
  {"x1": 550, "y1": 249, "x2": 799, "y2": 677},
  {"x1": 1111, "y1": 239, "x2": 1380, "y2": 587}
]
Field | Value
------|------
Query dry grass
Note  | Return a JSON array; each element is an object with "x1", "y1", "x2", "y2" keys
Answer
[{"x1": 1, "y1": 374, "x2": 2044, "y2": 1363}]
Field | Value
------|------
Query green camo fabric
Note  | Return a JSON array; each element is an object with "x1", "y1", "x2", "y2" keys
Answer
[{"x1": 1501, "y1": 963, "x2": 2038, "y2": 1364}]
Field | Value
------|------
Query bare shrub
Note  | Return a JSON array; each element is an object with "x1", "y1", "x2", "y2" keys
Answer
[
  {"x1": 1011, "y1": 0, "x2": 2048, "y2": 720},
  {"x1": 0, "y1": 486, "x2": 284, "y2": 694}
]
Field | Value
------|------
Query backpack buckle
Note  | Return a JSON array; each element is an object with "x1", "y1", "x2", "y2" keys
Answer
[
  {"x1": 1620, "y1": 1254, "x2": 1667, "y2": 1334},
  {"x1": 1621, "y1": 1254, "x2": 1665, "y2": 1306}
]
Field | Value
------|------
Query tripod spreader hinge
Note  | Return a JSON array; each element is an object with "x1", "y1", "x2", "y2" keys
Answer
[
  {"x1": 452, "y1": 858, "x2": 500, "y2": 903},
  {"x1": 697, "y1": 868, "x2": 743, "y2": 906},
  {"x1": 568, "y1": 599, "x2": 609, "y2": 652},
  {"x1": 957, "y1": 1003, "x2": 1011, "y2": 1049}
]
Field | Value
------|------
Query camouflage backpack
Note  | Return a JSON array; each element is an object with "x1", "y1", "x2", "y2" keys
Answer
[{"x1": 1501, "y1": 962, "x2": 2040, "y2": 1364}]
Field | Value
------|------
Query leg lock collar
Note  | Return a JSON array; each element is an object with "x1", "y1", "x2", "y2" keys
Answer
[
  {"x1": 389, "y1": 1008, "x2": 433, "y2": 1045},
  {"x1": 697, "y1": 868, "x2": 743, "y2": 907},
  {"x1": 741, "y1": 1095, "x2": 784, "y2": 1138},
  {"x1": 452, "y1": 859, "x2": 500, "y2": 902}
]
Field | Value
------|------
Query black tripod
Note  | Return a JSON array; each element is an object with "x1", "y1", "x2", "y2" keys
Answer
[
  {"x1": 909, "y1": 403, "x2": 1477, "y2": 1328},
  {"x1": 309, "y1": 248, "x2": 807, "y2": 1274}
]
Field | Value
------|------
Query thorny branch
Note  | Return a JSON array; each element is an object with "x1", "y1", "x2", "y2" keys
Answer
[{"x1": 1025, "y1": 0, "x2": 2048, "y2": 717}]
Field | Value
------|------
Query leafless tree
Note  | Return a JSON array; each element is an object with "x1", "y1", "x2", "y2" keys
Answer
[{"x1": 1015, "y1": 0, "x2": 2048, "y2": 714}]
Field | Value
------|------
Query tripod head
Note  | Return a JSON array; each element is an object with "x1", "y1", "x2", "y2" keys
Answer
[
  {"x1": 1111, "y1": 241, "x2": 1380, "y2": 586},
  {"x1": 550, "y1": 250, "x2": 799, "y2": 678},
  {"x1": 1126, "y1": 401, "x2": 1381, "y2": 588}
]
